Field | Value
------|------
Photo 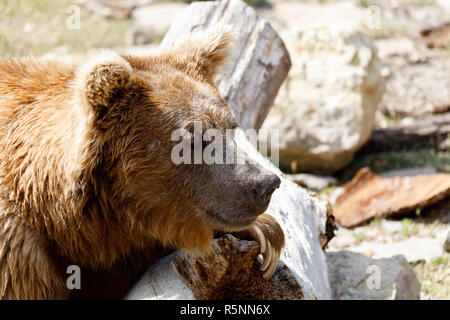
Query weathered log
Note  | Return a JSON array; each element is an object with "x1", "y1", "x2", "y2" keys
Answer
[
  {"x1": 126, "y1": 235, "x2": 304, "y2": 300},
  {"x1": 158, "y1": 0, "x2": 292, "y2": 131},
  {"x1": 126, "y1": 0, "x2": 332, "y2": 300},
  {"x1": 360, "y1": 112, "x2": 450, "y2": 153}
]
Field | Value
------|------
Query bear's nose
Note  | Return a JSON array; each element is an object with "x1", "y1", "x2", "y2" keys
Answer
[{"x1": 251, "y1": 174, "x2": 281, "y2": 207}]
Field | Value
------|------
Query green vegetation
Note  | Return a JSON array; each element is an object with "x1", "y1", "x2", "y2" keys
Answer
[
  {"x1": 358, "y1": 0, "x2": 374, "y2": 8},
  {"x1": 401, "y1": 218, "x2": 420, "y2": 236},
  {"x1": 354, "y1": 232, "x2": 366, "y2": 245}
]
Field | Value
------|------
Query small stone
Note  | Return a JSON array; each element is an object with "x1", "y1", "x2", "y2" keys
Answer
[
  {"x1": 326, "y1": 250, "x2": 420, "y2": 300},
  {"x1": 286, "y1": 173, "x2": 337, "y2": 191},
  {"x1": 364, "y1": 250, "x2": 374, "y2": 258},
  {"x1": 444, "y1": 230, "x2": 450, "y2": 253},
  {"x1": 127, "y1": 3, "x2": 187, "y2": 45},
  {"x1": 331, "y1": 236, "x2": 444, "y2": 264}
]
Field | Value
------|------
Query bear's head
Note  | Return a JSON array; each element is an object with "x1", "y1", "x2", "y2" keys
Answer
[{"x1": 73, "y1": 27, "x2": 280, "y2": 252}]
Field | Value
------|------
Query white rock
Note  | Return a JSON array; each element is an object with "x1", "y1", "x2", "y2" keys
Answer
[
  {"x1": 375, "y1": 37, "x2": 417, "y2": 60},
  {"x1": 379, "y1": 55, "x2": 450, "y2": 117},
  {"x1": 328, "y1": 227, "x2": 358, "y2": 249},
  {"x1": 261, "y1": 27, "x2": 385, "y2": 172},
  {"x1": 286, "y1": 173, "x2": 337, "y2": 191},
  {"x1": 330, "y1": 236, "x2": 445, "y2": 264},
  {"x1": 437, "y1": 0, "x2": 450, "y2": 13},
  {"x1": 381, "y1": 220, "x2": 403, "y2": 234},
  {"x1": 259, "y1": 1, "x2": 366, "y2": 33},
  {"x1": 327, "y1": 250, "x2": 420, "y2": 300},
  {"x1": 127, "y1": 3, "x2": 187, "y2": 45}
]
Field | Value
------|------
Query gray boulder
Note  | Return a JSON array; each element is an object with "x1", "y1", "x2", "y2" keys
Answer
[
  {"x1": 326, "y1": 250, "x2": 420, "y2": 300},
  {"x1": 261, "y1": 27, "x2": 385, "y2": 173}
]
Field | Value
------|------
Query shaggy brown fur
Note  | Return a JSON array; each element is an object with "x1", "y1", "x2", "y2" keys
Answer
[{"x1": 0, "y1": 28, "x2": 284, "y2": 299}]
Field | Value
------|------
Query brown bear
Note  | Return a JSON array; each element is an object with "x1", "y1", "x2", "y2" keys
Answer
[{"x1": 0, "y1": 27, "x2": 284, "y2": 300}]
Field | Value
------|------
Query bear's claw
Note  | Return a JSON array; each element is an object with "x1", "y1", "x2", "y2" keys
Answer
[{"x1": 249, "y1": 215, "x2": 284, "y2": 280}]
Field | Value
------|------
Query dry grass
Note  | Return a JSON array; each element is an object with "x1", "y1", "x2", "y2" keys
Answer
[
  {"x1": 413, "y1": 254, "x2": 450, "y2": 299},
  {"x1": 0, "y1": 0, "x2": 131, "y2": 58}
]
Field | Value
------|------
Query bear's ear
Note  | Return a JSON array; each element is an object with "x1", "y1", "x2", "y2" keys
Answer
[
  {"x1": 171, "y1": 26, "x2": 236, "y2": 81},
  {"x1": 75, "y1": 50, "x2": 132, "y2": 110}
]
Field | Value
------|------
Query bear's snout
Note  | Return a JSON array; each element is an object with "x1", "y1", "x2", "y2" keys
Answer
[{"x1": 249, "y1": 173, "x2": 281, "y2": 211}]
